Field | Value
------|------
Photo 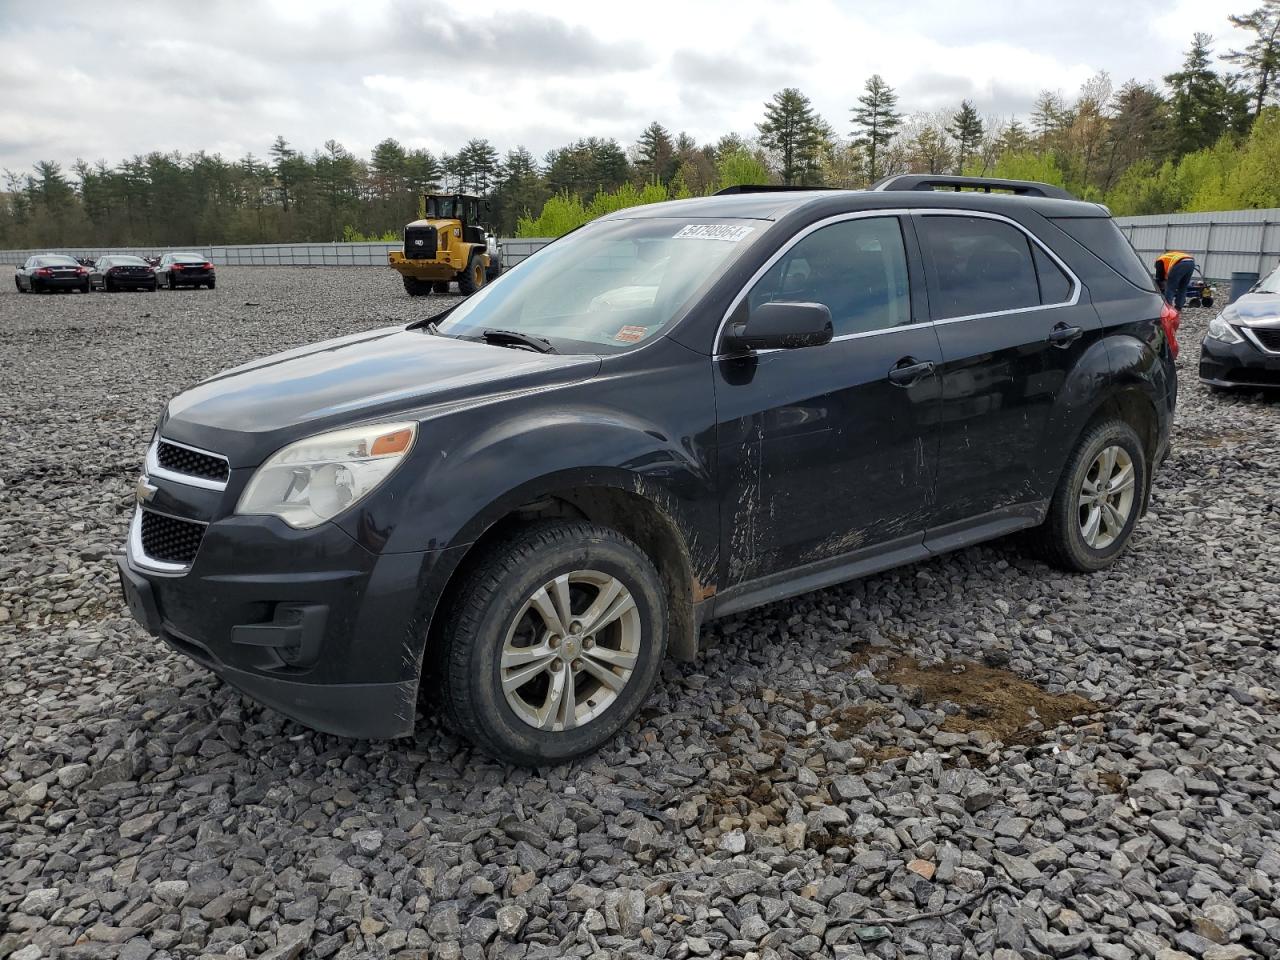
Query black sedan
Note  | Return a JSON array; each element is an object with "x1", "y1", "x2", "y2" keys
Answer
[
  {"x1": 14, "y1": 254, "x2": 91, "y2": 293},
  {"x1": 155, "y1": 253, "x2": 216, "y2": 290},
  {"x1": 1200, "y1": 266, "x2": 1280, "y2": 391},
  {"x1": 90, "y1": 255, "x2": 158, "y2": 292}
]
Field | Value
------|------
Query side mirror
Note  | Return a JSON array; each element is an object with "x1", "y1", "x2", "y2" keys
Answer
[{"x1": 722, "y1": 301, "x2": 833, "y2": 353}]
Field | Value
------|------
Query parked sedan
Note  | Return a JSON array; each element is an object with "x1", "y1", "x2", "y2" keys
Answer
[
  {"x1": 1200, "y1": 265, "x2": 1280, "y2": 391},
  {"x1": 91, "y1": 255, "x2": 158, "y2": 292},
  {"x1": 155, "y1": 253, "x2": 216, "y2": 290},
  {"x1": 14, "y1": 254, "x2": 91, "y2": 293}
]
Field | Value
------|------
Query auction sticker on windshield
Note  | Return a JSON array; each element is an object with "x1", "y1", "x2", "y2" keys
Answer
[
  {"x1": 673, "y1": 224, "x2": 755, "y2": 242},
  {"x1": 615, "y1": 324, "x2": 648, "y2": 343}
]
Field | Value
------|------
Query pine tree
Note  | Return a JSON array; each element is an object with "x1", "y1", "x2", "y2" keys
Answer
[
  {"x1": 1165, "y1": 33, "x2": 1236, "y2": 156},
  {"x1": 850, "y1": 75, "x2": 902, "y2": 184},
  {"x1": 636, "y1": 122, "x2": 675, "y2": 183},
  {"x1": 757, "y1": 88, "x2": 829, "y2": 185},
  {"x1": 1031, "y1": 91, "x2": 1065, "y2": 145},
  {"x1": 1225, "y1": 2, "x2": 1280, "y2": 116},
  {"x1": 947, "y1": 100, "x2": 984, "y2": 173}
]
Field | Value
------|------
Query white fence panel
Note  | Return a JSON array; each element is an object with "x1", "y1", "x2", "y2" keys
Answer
[
  {"x1": 1115, "y1": 209, "x2": 1280, "y2": 281},
  {"x1": 1, "y1": 239, "x2": 553, "y2": 268}
]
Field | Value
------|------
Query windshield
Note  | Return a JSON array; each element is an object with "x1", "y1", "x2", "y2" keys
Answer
[
  {"x1": 1255, "y1": 264, "x2": 1280, "y2": 293},
  {"x1": 435, "y1": 217, "x2": 763, "y2": 353}
]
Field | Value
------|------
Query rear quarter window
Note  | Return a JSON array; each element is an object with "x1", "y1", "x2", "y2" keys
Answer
[{"x1": 1050, "y1": 217, "x2": 1156, "y2": 292}]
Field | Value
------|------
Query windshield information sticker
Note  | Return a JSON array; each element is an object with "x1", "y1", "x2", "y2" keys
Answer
[
  {"x1": 615, "y1": 325, "x2": 648, "y2": 343},
  {"x1": 673, "y1": 224, "x2": 755, "y2": 242}
]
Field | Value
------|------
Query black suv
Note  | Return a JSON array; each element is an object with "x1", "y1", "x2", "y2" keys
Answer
[{"x1": 118, "y1": 176, "x2": 1177, "y2": 765}]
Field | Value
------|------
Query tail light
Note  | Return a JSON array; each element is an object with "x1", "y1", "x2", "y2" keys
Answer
[
  {"x1": 76, "y1": 267, "x2": 88, "y2": 275},
  {"x1": 203, "y1": 263, "x2": 214, "y2": 271},
  {"x1": 1159, "y1": 303, "x2": 1180, "y2": 359},
  {"x1": 35, "y1": 267, "x2": 52, "y2": 276},
  {"x1": 172, "y1": 263, "x2": 184, "y2": 270}
]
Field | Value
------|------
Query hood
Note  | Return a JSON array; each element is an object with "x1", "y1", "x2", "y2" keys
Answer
[
  {"x1": 161, "y1": 325, "x2": 601, "y2": 466},
  {"x1": 1224, "y1": 290, "x2": 1280, "y2": 327}
]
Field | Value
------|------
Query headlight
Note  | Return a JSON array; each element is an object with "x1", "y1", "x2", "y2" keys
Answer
[
  {"x1": 236, "y1": 422, "x2": 417, "y2": 529},
  {"x1": 1206, "y1": 314, "x2": 1244, "y2": 345}
]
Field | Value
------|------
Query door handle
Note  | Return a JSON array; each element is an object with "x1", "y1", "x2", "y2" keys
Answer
[
  {"x1": 1047, "y1": 323, "x2": 1083, "y2": 347},
  {"x1": 887, "y1": 357, "x2": 935, "y2": 387}
]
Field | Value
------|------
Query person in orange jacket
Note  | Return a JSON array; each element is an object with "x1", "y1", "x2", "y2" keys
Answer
[{"x1": 1154, "y1": 251, "x2": 1196, "y2": 310}]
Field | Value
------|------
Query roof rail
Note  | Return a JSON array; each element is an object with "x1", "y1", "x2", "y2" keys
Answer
[
  {"x1": 713, "y1": 184, "x2": 841, "y2": 195},
  {"x1": 871, "y1": 174, "x2": 1077, "y2": 201}
]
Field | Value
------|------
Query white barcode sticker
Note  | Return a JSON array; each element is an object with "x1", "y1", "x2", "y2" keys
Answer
[{"x1": 673, "y1": 224, "x2": 755, "y2": 242}]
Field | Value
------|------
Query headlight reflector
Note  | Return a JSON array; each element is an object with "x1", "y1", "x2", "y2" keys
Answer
[
  {"x1": 236, "y1": 422, "x2": 417, "y2": 529},
  {"x1": 1206, "y1": 314, "x2": 1244, "y2": 344}
]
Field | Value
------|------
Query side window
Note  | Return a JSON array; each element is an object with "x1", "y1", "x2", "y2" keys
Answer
[
  {"x1": 748, "y1": 217, "x2": 912, "y2": 336},
  {"x1": 920, "y1": 215, "x2": 1041, "y2": 319},
  {"x1": 1033, "y1": 245, "x2": 1072, "y2": 304}
]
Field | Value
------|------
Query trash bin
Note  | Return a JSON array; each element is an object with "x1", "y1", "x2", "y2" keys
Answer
[{"x1": 1230, "y1": 271, "x2": 1259, "y2": 304}]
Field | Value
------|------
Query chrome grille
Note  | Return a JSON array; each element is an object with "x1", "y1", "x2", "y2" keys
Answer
[
  {"x1": 139, "y1": 510, "x2": 206, "y2": 565},
  {"x1": 1251, "y1": 327, "x2": 1280, "y2": 352},
  {"x1": 156, "y1": 440, "x2": 229, "y2": 483}
]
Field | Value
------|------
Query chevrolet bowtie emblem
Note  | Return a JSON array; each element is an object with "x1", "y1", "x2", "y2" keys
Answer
[{"x1": 135, "y1": 476, "x2": 158, "y2": 504}]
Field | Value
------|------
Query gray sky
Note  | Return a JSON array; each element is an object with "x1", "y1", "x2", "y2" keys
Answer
[{"x1": 0, "y1": 0, "x2": 1252, "y2": 174}]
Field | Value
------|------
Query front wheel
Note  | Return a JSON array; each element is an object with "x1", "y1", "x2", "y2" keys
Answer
[
  {"x1": 1029, "y1": 419, "x2": 1147, "y2": 572},
  {"x1": 440, "y1": 521, "x2": 668, "y2": 766},
  {"x1": 457, "y1": 255, "x2": 486, "y2": 295}
]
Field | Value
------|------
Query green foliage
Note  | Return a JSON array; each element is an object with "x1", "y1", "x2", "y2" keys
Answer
[
  {"x1": 971, "y1": 151, "x2": 1067, "y2": 186},
  {"x1": 716, "y1": 148, "x2": 772, "y2": 189},
  {"x1": 341, "y1": 225, "x2": 400, "y2": 242},
  {"x1": 515, "y1": 182, "x2": 672, "y2": 238},
  {"x1": 757, "y1": 88, "x2": 831, "y2": 186}
]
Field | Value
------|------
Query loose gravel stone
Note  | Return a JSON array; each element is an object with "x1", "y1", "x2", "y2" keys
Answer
[{"x1": 0, "y1": 280, "x2": 1277, "y2": 958}]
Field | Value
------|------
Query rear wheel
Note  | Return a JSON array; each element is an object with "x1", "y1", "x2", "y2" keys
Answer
[
  {"x1": 105, "y1": 278, "x2": 115, "y2": 293},
  {"x1": 1029, "y1": 419, "x2": 1147, "y2": 572},
  {"x1": 402, "y1": 276, "x2": 432, "y2": 297},
  {"x1": 80, "y1": 281, "x2": 90, "y2": 293},
  {"x1": 206, "y1": 278, "x2": 216, "y2": 289},
  {"x1": 168, "y1": 275, "x2": 178, "y2": 291},
  {"x1": 457, "y1": 255, "x2": 486, "y2": 295},
  {"x1": 440, "y1": 521, "x2": 667, "y2": 766}
]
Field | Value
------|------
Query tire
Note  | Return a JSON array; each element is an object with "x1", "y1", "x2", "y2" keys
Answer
[
  {"x1": 105, "y1": 278, "x2": 115, "y2": 293},
  {"x1": 207, "y1": 278, "x2": 215, "y2": 290},
  {"x1": 149, "y1": 281, "x2": 158, "y2": 292},
  {"x1": 168, "y1": 275, "x2": 178, "y2": 291},
  {"x1": 457, "y1": 255, "x2": 486, "y2": 295},
  {"x1": 14, "y1": 277, "x2": 22, "y2": 293},
  {"x1": 486, "y1": 256, "x2": 503, "y2": 282},
  {"x1": 1029, "y1": 419, "x2": 1147, "y2": 572},
  {"x1": 1201, "y1": 296, "x2": 1214, "y2": 308},
  {"x1": 402, "y1": 276, "x2": 431, "y2": 297},
  {"x1": 439, "y1": 521, "x2": 668, "y2": 766}
]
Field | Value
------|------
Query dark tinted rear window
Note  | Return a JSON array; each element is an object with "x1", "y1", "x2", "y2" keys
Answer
[
  {"x1": 920, "y1": 215, "x2": 1041, "y2": 319},
  {"x1": 36, "y1": 256, "x2": 78, "y2": 266},
  {"x1": 1050, "y1": 217, "x2": 1156, "y2": 292}
]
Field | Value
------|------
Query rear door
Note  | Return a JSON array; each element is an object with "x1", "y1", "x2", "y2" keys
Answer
[{"x1": 914, "y1": 211, "x2": 1102, "y2": 541}]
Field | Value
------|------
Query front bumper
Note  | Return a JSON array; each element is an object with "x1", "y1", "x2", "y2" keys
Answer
[
  {"x1": 118, "y1": 507, "x2": 465, "y2": 739},
  {"x1": 1199, "y1": 334, "x2": 1280, "y2": 388}
]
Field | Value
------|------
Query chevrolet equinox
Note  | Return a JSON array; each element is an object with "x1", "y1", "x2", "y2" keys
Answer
[{"x1": 118, "y1": 176, "x2": 1178, "y2": 765}]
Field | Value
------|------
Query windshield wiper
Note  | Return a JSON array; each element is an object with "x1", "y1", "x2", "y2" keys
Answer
[{"x1": 479, "y1": 329, "x2": 557, "y2": 354}]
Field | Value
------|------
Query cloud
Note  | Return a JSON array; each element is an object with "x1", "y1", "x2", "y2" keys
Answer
[{"x1": 0, "y1": 0, "x2": 1255, "y2": 176}]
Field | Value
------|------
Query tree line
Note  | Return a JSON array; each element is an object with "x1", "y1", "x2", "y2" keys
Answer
[{"x1": 5, "y1": 6, "x2": 1280, "y2": 246}]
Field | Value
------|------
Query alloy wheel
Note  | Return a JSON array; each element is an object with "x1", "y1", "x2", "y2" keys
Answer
[
  {"x1": 1078, "y1": 444, "x2": 1136, "y2": 550},
  {"x1": 500, "y1": 570, "x2": 641, "y2": 731}
]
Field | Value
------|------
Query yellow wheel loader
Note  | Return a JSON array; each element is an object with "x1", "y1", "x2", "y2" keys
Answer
[{"x1": 388, "y1": 194, "x2": 503, "y2": 297}]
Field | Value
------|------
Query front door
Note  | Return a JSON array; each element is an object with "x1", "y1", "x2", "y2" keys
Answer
[
  {"x1": 714, "y1": 214, "x2": 942, "y2": 588},
  {"x1": 914, "y1": 212, "x2": 1104, "y2": 536}
]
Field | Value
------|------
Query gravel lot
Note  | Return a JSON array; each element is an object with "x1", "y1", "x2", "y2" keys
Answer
[{"x1": 1, "y1": 267, "x2": 1278, "y2": 960}]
